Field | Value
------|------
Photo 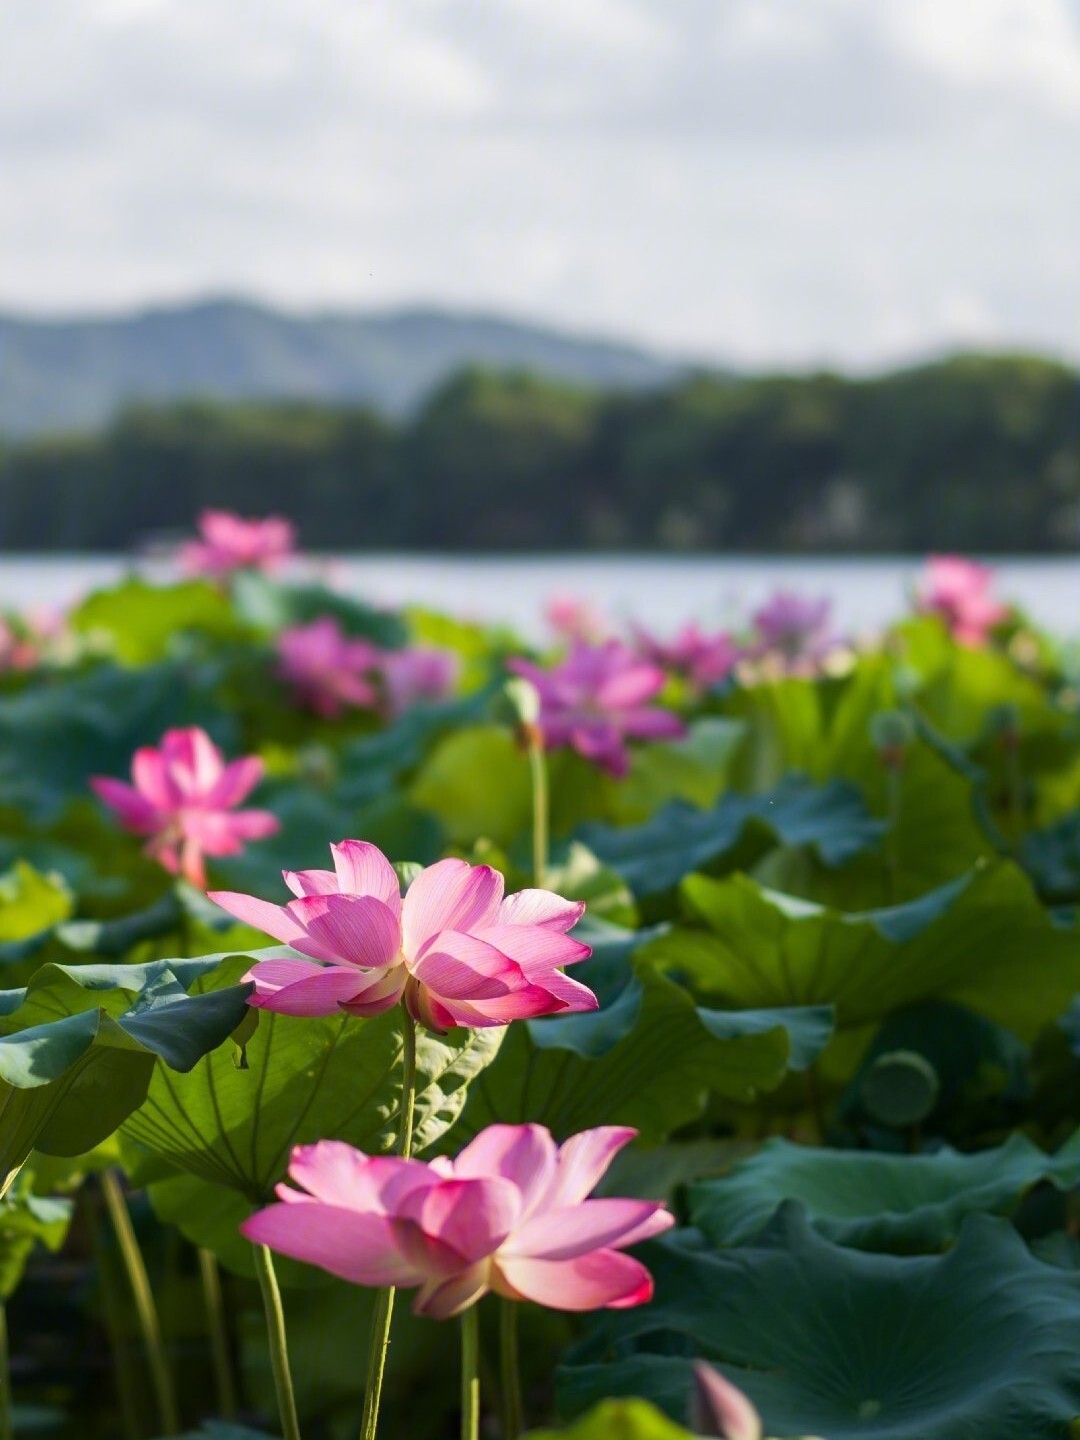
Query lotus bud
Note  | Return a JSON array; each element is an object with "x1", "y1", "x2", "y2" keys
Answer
[
  {"x1": 692, "y1": 1362, "x2": 763, "y2": 1440},
  {"x1": 869, "y1": 710, "x2": 914, "y2": 771},
  {"x1": 500, "y1": 675, "x2": 543, "y2": 749},
  {"x1": 985, "y1": 702, "x2": 1021, "y2": 751}
]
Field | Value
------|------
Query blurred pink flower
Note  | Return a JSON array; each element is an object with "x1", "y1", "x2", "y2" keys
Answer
[
  {"x1": 751, "y1": 591, "x2": 835, "y2": 666},
  {"x1": 91, "y1": 727, "x2": 279, "y2": 887},
  {"x1": 241, "y1": 1124, "x2": 673, "y2": 1319},
  {"x1": 381, "y1": 647, "x2": 461, "y2": 716},
  {"x1": 180, "y1": 509, "x2": 296, "y2": 576},
  {"x1": 507, "y1": 640, "x2": 684, "y2": 777},
  {"x1": 277, "y1": 617, "x2": 383, "y2": 717},
  {"x1": 209, "y1": 841, "x2": 596, "y2": 1030},
  {"x1": 545, "y1": 594, "x2": 610, "y2": 645},
  {"x1": 0, "y1": 618, "x2": 41, "y2": 673},
  {"x1": 633, "y1": 622, "x2": 740, "y2": 691},
  {"x1": 916, "y1": 555, "x2": 1008, "y2": 646},
  {"x1": 692, "y1": 1363, "x2": 763, "y2": 1440}
]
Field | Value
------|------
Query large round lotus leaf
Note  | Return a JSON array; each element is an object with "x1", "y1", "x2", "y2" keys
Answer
[
  {"x1": 455, "y1": 924, "x2": 832, "y2": 1144},
  {"x1": 688, "y1": 1131, "x2": 1080, "y2": 1252},
  {"x1": 0, "y1": 957, "x2": 252, "y2": 1188},
  {"x1": 410, "y1": 725, "x2": 533, "y2": 847},
  {"x1": 68, "y1": 578, "x2": 248, "y2": 663},
  {"x1": 231, "y1": 571, "x2": 407, "y2": 648},
  {"x1": 0, "y1": 660, "x2": 236, "y2": 824},
  {"x1": 528, "y1": 1398, "x2": 697, "y2": 1439},
  {"x1": 559, "y1": 1207, "x2": 1080, "y2": 1440},
  {"x1": 1025, "y1": 812, "x2": 1080, "y2": 905},
  {"x1": 576, "y1": 775, "x2": 884, "y2": 899},
  {"x1": 724, "y1": 658, "x2": 992, "y2": 904},
  {"x1": 641, "y1": 860, "x2": 1080, "y2": 1040},
  {"x1": 122, "y1": 953, "x2": 502, "y2": 1203}
]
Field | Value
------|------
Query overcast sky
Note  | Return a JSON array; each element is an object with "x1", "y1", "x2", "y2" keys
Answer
[{"x1": 2, "y1": 0, "x2": 1078, "y2": 370}]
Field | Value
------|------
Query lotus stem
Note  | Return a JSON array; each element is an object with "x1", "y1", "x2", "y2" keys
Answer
[
  {"x1": 460, "y1": 1303, "x2": 481, "y2": 1440},
  {"x1": 398, "y1": 1007, "x2": 418, "y2": 1163},
  {"x1": 91, "y1": 1187, "x2": 142, "y2": 1440},
  {"x1": 100, "y1": 1169, "x2": 182, "y2": 1436},
  {"x1": 0, "y1": 1300, "x2": 12, "y2": 1440},
  {"x1": 251, "y1": 1243, "x2": 303, "y2": 1440},
  {"x1": 1005, "y1": 738, "x2": 1024, "y2": 846},
  {"x1": 359, "y1": 1007, "x2": 419, "y2": 1440},
  {"x1": 885, "y1": 764, "x2": 902, "y2": 905},
  {"x1": 499, "y1": 1297, "x2": 524, "y2": 1439},
  {"x1": 198, "y1": 1246, "x2": 238, "y2": 1419},
  {"x1": 527, "y1": 732, "x2": 550, "y2": 888}
]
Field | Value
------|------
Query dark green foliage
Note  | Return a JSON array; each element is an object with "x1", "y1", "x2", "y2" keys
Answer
[{"x1": 1, "y1": 354, "x2": 1077, "y2": 551}]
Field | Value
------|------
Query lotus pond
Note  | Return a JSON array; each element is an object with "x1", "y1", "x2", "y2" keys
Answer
[{"x1": 1, "y1": 524, "x2": 1079, "y2": 1440}]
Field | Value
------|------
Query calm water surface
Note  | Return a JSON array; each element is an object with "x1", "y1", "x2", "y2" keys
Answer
[{"x1": 0, "y1": 554, "x2": 1075, "y2": 641}]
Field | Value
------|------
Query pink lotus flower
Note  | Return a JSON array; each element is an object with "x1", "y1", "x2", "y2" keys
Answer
[
  {"x1": 208, "y1": 841, "x2": 596, "y2": 1030},
  {"x1": 180, "y1": 509, "x2": 296, "y2": 577},
  {"x1": 276, "y1": 617, "x2": 383, "y2": 717},
  {"x1": 692, "y1": 1363, "x2": 763, "y2": 1440},
  {"x1": 241, "y1": 1124, "x2": 673, "y2": 1319},
  {"x1": 545, "y1": 594, "x2": 610, "y2": 645},
  {"x1": 916, "y1": 555, "x2": 1008, "y2": 646},
  {"x1": 381, "y1": 647, "x2": 461, "y2": 716},
  {"x1": 91, "y1": 727, "x2": 280, "y2": 887},
  {"x1": 0, "y1": 618, "x2": 41, "y2": 673},
  {"x1": 507, "y1": 640, "x2": 685, "y2": 777},
  {"x1": 751, "y1": 591, "x2": 835, "y2": 666},
  {"x1": 633, "y1": 622, "x2": 740, "y2": 691}
]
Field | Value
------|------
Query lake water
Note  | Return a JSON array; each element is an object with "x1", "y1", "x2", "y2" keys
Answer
[{"x1": 0, "y1": 553, "x2": 1075, "y2": 641}]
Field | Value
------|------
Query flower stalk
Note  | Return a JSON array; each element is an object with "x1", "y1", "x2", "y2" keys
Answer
[
  {"x1": 460, "y1": 1304, "x2": 481, "y2": 1440},
  {"x1": 499, "y1": 1298, "x2": 524, "y2": 1439},
  {"x1": 359, "y1": 1007, "x2": 418, "y2": 1440},
  {"x1": 526, "y1": 728, "x2": 549, "y2": 889},
  {"x1": 100, "y1": 1169, "x2": 181, "y2": 1436},
  {"x1": 251, "y1": 1243, "x2": 303, "y2": 1440},
  {"x1": 198, "y1": 1246, "x2": 238, "y2": 1419}
]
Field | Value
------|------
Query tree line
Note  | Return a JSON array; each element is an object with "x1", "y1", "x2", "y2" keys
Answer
[{"x1": 1, "y1": 354, "x2": 1077, "y2": 552}]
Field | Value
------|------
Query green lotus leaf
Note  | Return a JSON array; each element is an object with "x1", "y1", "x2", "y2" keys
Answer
[
  {"x1": 68, "y1": 578, "x2": 247, "y2": 663},
  {"x1": 559, "y1": 1207, "x2": 1080, "y2": 1440},
  {"x1": 542, "y1": 842, "x2": 638, "y2": 929},
  {"x1": 0, "y1": 863, "x2": 74, "y2": 944},
  {"x1": 210, "y1": 781, "x2": 445, "y2": 895},
  {"x1": 230, "y1": 570, "x2": 407, "y2": 647},
  {"x1": 336, "y1": 683, "x2": 499, "y2": 799},
  {"x1": 0, "y1": 957, "x2": 252, "y2": 1190},
  {"x1": 577, "y1": 775, "x2": 884, "y2": 899},
  {"x1": 726, "y1": 659, "x2": 993, "y2": 904},
  {"x1": 528, "y1": 1398, "x2": 698, "y2": 1439},
  {"x1": 642, "y1": 860, "x2": 1080, "y2": 1040},
  {"x1": 410, "y1": 725, "x2": 533, "y2": 847},
  {"x1": 911, "y1": 636, "x2": 1069, "y2": 752},
  {"x1": 1024, "y1": 812, "x2": 1080, "y2": 904},
  {"x1": 611, "y1": 718, "x2": 748, "y2": 818},
  {"x1": 841, "y1": 998, "x2": 1029, "y2": 1125},
  {"x1": 0, "y1": 1179, "x2": 73, "y2": 1299},
  {"x1": 122, "y1": 952, "x2": 502, "y2": 1226},
  {"x1": 0, "y1": 660, "x2": 235, "y2": 823},
  {"x1": 456, "y1": 924, "x2": 832, "y2": 1143},
  {"x1": 688, "y1": 1131, "x2": 1080, "y2": 1252},
  {"x1": 55, "y1": 889, "x2": 185, "y2": 958}
]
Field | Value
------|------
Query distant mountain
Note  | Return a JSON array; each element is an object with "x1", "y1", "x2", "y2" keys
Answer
[{"x1": 0, "y1": 298, "x2": 685, "y2": 437}]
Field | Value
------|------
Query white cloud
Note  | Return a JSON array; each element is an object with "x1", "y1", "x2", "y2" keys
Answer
[{"x1": 0, "y1": 0, "x2": 1078, "y2": 369}]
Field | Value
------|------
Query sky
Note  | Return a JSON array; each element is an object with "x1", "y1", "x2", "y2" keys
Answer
[{"x1": 2, "y1": 0, "x2": 1079, "y2": 371}]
